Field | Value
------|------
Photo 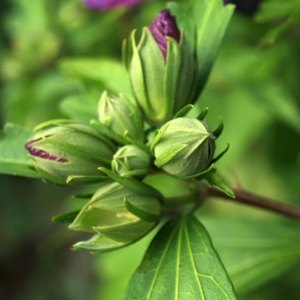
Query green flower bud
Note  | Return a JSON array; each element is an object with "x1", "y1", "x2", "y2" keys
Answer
[
  {"x1": 98, "y1": 91, "x2": 144, "y2": 142},
  {"x1": 69, "y1": 182, "x2": 163, "y2": 245},
  {"x1": 25, "y1": 120, "x2": 116, "y2": 185},
  {"x1": 125, "y1": 10, "x2": 197, "y2": 127},
  {"x1": 112, "y1": 145, "x2": 151, "y2": 177},
  {"x1": 152, "y1": 117, "x2": 215, "y2": 177}
]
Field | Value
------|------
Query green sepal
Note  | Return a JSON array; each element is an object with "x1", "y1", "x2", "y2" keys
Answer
[
  {"x1": 197, "y1": 107, "x2": 209, "y2": 121},
  {"x1": 33, "y1": 119, "x2": 73, "y2": 131},
  {"x1": 72, "y1": 234, "x2": 126, "y2": 254},
  {"x1": 175, "y1": 31, "x2": 198, "y2": 109},
  {"x1": 124, "y1": 197, "x2": 162, "y2": 222},
  {"x1": 154, "y1": 144, "x2": 188, "y2": 167},
  {"x1": 211, "y1": 143, "x2": 230, "y2": 164},
  {"x1": 122, "y1": 38, "x2": 131, "y2": 70},
  {"x1": 137, "y1": 28, "x2": 166, "y2": 124},
  {"x1": 52, "y1": 210, "x2": 80, "y2": 224},
  {"x1": 163, "y1": 37, "x2": 181, "y2": 120},
  {"x1": 119, "y1": 169, "x2": 151, "y2": 178},
  {"x1": 93, "y1": 219, "x2": 155, "y2": 243},
  {"x1": 178, "y1": 163, "x2": 215, "y2": 180},
  {"x1": 213, "y1": 116, "x2": 224, "y2": 138},
  {"x1": 204, "y1": 169, "x2": 236, "y2": 199},
  {"x1": 34, "y1": 119, "x2": 116, "y2": 150},
  {"x1": 124, "y1": 131, "x2": 153, "y2": 157},
  {"x1": 99, "y1": 167, "x2": 165, "y2": 204},
  {"x1": 150, "y1": 122, "x2": 170, "y2": 152},
  {"x1": 66, "y1": 175, "x2": 108, "y2": 185},
  {"x1": 128, "y1": 29, "x2": 150, "y2": 117},
  {"x1": 90, "y1": 119, "x2": 124, "y2": 145},
  {"x1": 173, "y1": 104, "x2": 194, "y2": 119}
]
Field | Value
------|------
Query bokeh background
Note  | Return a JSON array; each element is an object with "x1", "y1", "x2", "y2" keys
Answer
[{"x1": 1, "y1": 0, "x2": 300, "y2": 299}]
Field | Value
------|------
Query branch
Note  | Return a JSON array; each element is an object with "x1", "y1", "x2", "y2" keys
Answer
[{"x1": 204, "y1": 186, "x2": 300, "y2": 220}]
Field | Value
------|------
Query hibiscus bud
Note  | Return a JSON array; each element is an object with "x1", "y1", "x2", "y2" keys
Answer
[
  {"x1": 25, "y1": 120, "x2": 116, "y2": 185},
  {"x1": 152, "y1": 118, "x2": 216, "y2": 177},
  {"x1": 112, "y1": 145, "x2": 151, "y2": 177},
  {"x1": 69, "y1": 181, "x2": 163, "y2": 251},
  {"x1": 125, "y1": 9, "x2": 197, "y2": 127},
  {"x1": 98, "y1": 91, "x2": 144, "y2": 142}
]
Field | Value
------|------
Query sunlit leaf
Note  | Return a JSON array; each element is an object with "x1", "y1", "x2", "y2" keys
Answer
[{"x1": 123, "y1": 214, "x2": 237, "y2": 299}]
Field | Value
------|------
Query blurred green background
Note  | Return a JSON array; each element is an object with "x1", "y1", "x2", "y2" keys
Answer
[{"x1": 1, "y1": 0, "x2": 300, "y2": 299}]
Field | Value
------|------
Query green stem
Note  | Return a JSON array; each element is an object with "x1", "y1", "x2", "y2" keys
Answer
[{"x1": 204, "y1": 186, "x2": 300, "y2": 220}]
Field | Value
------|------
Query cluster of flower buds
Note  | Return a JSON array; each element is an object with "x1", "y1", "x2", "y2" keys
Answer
[{"x1": 25, "y1": 9, "x2": 227, "y2": 252}]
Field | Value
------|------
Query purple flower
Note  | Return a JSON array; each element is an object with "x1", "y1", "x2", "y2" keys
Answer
[
  {"x1": 84, "y1": 0, "x2": 143, "y2": 10},
  {"x1": 149, "y1": 9, "x2": 180, "y2": 59}
]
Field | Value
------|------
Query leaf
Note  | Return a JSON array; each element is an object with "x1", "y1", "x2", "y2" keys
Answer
[
  {"x1": 0, "y1": 123, "x2": 41, "y2": 178},
  {"x1": 99, "y1": 167, "x2": 165, "y2": 204},
  {"x1": 200, "y1": 216, "x2": 300, "y2": 296},
  {"x1": 123, "y1": 214, "x2": 237, "y2": 300},
  {"x1": 59, "y1": 94, "x2": 98, "y2": 123},
  {"x1": 59, "y1": 58, "x2": 133, "y2": 100},
  {"x1": 169, "y1": 0, "x2": 235, "y2": 95},
  {"x1": 124, "y1": 198, "x2": 162, "y2": 222},
  {"x1": 52, "y1": 210, "x2": 80, "y2": 224}
]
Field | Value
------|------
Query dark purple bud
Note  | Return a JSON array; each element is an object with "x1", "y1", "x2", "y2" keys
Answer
[
  {"x1": 83, "y1": 0, "x2": 143, "y2": 10},
  {"x1": 149, "y1": 9, "x2": 180, "y2": 59},
  {"x1": 25, "y1": 138, "x2": 68, "y2": 163}
]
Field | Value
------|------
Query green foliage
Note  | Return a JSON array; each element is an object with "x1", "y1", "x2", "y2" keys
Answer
[
  {"x1": 1, "y1": 0, "x2": 300, "y2": 299},
  {"x1": 201, "y1": 216, "x2": 300, "y2": 296},
  {"x1": 60, "y1": 59, "x2": 133, "y2": 99},
  {"x1": 255, "y1": 0, "x2": 300, "y2": 45},
  {"x1": 124, "y1": 214, "x2": 237, "y2": 299},
  {"x1": 0, "y1": 123, "x2": 40, "y2": 177},
  {"x1": 169, "y1": 0, "x2": 234, "y2": 96}
]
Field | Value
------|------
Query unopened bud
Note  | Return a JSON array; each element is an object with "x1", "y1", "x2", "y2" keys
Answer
[
  {"x1": 112, "y1": 145, "x2": 151, "y2": 177},
  {"x1": 69, "y1": 182, "x2": 163, "y2": 244},
  {"x1": 152, "y1": 118, "x2": 215, "y2": 177},
  {"x1": 125, "y1": 9, "x2": 197, "y2": 127},
  {"x1": 25, "y1": 120, "x2": 116, "y2": 185},
  {"x1": 98, "y1": 91, "x2": 144, "y2": 142}
]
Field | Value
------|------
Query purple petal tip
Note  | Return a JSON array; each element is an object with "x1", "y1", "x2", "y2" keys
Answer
[
  {"x1": 25, "y1": 138, "x2": 68, "y2": 163},
  {"x1": 149, "y1": 9, "x2": 180, "y2": 59}
]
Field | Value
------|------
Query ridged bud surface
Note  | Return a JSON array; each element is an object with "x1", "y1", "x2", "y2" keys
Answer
[
  {"x1": 153, "y1": 118, "x2": 215, "y2": 177},
  {"x1": 25, "y1": 121, "x2": 116, "y2": 185}
]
